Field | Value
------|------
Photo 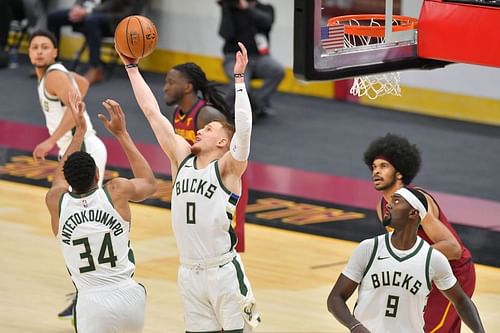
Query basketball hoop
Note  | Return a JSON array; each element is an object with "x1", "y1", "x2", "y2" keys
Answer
[{"x1": 327, "y1": 15, "x2": 418, "y2": 99}]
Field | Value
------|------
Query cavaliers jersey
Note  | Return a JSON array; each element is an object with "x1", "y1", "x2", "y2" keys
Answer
[
  {"x1": 171, "y1": 155, "x2": 239, "y2": 261},
  {"x1": 344, "y1": 234, "x2": 444, "y2": 333},
  {"x1": 57, "y1": 188, "x2": 135, "y2": 292},
  {"x1": 37, "y1": 63, "x2": 96, "y2": 156},
  {"x1": 381, "y1": 189, "x2": 473, "y2": 270},
  {"x1": 172, "y1": 98, "x2": 207, "y2": 145}
]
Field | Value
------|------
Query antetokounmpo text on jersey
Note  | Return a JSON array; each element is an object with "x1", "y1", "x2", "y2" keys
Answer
[{"x1": 61, "y1": 209, "x2": 124, "y2": 244}]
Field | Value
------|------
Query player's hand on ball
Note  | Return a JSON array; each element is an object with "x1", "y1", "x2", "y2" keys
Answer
[{"x1": 115, "y1": 47, "x2": 138, "y2": 67}]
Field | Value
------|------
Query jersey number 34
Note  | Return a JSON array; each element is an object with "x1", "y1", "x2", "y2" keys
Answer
[{"x1": 73, "y1": 232, "x2": 117, "y2": 273}]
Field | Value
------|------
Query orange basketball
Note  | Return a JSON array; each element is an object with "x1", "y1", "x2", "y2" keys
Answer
[{"x1": 114, "y1": 15, "x2": 158, "y2": 59}]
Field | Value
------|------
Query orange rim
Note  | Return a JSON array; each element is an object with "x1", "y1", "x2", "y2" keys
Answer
[{"x1": 327, "y1": 14, "x2": 418, "y2": 38}]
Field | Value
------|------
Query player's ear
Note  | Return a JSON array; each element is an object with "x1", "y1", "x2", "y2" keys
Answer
[
  {"x1": 184, "y1": 81, "x2": 194, "y2": 94},
  {"x1": 396, "y1": 172, "x2": 403, "y2": 181},
  {"x1": 409, "y1": 208, "x2": 419, "y2": 220},
  {"x1": 217, "y1": 138, "x2": 228, "y2": 148}
]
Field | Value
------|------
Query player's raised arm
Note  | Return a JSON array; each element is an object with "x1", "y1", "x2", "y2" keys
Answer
[
  {"x1": 219, "y1": 42, "x2": 252, "y2": 178},
  {"x1": 45, "y1": 91, "x2": 87, "y2": 235},
  {"x1": 116, "y1": 50, "x2": 190, "y2": 170},
  {"x1": 98, "y1": 99, "x2": 157, "y2": 202}
]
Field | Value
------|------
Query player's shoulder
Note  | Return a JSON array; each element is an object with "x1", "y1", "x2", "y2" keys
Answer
[
  {"x1": 45, "y1": 64, "x2": 71, "y2": 82},
  {"x1": 358, "y1": 236, "x2": 380, "y2": 252},
  {"x1": 45, "y1": 186, "x2": 68, "y2": 215},
  {"x1": 429, "y1": 246, "x2": 448, "y2": 263},
  {"x1": 46, "y1": 62, "x2": 68, "y2": 74},
  {"x1": 104, "y1": 177, "x2": 132, "y2": 193}
]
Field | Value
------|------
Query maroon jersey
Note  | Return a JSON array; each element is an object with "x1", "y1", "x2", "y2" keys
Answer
[
  {"x1": 381, "y1": 188, "x2": 472, "y2": 270},
  {"x1": 172, "y1": 98, "x2": 207, "y2": 145}
]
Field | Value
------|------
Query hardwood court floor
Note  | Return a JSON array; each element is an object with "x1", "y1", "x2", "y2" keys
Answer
[{"x1": 1, "y1": 180, "x2": 499, "y2": 332}]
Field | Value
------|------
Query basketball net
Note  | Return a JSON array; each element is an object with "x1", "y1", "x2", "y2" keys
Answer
[
  {"x1": 329, "y1": 16, "x2": 413, "y2": 100},
  {"x1": 350, "y1": 72, "x2": 401, "y2": 100}
]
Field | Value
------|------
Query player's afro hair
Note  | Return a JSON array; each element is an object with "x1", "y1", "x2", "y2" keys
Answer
[
  {"x1": 63, "y1": 151, "x2": 97, "y2": 193},
  {"x1": 363, "y1": 133, "x2": 421, "y2": 185}
]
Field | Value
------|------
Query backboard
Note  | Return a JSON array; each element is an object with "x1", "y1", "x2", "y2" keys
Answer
[
  {"x1": 418, "y1": 0, "x2": 500, "y2": 67},
  {"x1": 294, "y1": 0, "x2": 500, "y2": 81},
  {"x1": 293, "y1": 0, "x2": 448, "y2": 81}
]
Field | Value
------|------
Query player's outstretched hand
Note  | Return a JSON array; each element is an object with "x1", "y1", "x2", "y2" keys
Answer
[
  {"x1": 99, "y1": 99, "x2": 127, "y2": 138},
  {"x1": 234, "y1": 42, "x2": 248, "y2": 75}
]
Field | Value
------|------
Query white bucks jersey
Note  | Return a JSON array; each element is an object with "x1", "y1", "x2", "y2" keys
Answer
[
  {"x1": 37, "y1": 63, "x2": 96, "y2": 155},
  {"x1": 171, "y1": 155, "x2": 239, "y2": 260},
  {"x1": 57, "y1": 188, "x2": 135, "y2": 291},
  {"x1": 354, "y1": 234, "x2": 433, "y2": 333}
]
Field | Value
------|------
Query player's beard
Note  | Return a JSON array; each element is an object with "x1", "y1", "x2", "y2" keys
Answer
[
  {"x1": 190, "y1": 144, "x2": 201, "y2": 155},
  {"x1": 376, "y1": 173, "x2": 398, "y2": 191},
  {"x1": 383, "y1": 214, "x2": 392, "y2": 227},
  {"x1": 164, "y1": 91, "x2": 182, "y2": 106}
]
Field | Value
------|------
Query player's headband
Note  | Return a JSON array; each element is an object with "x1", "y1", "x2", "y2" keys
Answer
[{"x1": 394, "y1": 187, "x2": 427, "y2": 220}]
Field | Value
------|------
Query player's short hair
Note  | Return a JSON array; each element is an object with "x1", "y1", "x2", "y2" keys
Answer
[
  {"x1": 216, "y1": 120, "x2": 235, "y2": 140},
  {"x1": 29, "y1": 29, "x2": 58, "y2": 48},
  {"x1": 63, "y1": 151, "x2": 97, "y2": 193},
  {"x1": 363, "y1": 133, "x2": 421, "y2": 185}
]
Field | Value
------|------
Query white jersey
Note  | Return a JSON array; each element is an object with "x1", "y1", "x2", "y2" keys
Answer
[
  {"x1": 57, "y1": 188, "x2": 135, "y2": 292},
  {"x1": 37, "y1": 63, "x2": 96, "y2": 156},
  {"x1": 171, "y1": 155, "x2": 240, "y2": 261},
  {"x1": 342, "y1": 233, "x2": 457, "y2": 333}
]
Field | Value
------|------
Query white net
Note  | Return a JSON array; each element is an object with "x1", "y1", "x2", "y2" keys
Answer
[
  {"x1": 330, "y1": 16, "x2": 407, "y2": 99},
  {"x1": 350, "y1": 72, "x2": 401, "y2": 100}
]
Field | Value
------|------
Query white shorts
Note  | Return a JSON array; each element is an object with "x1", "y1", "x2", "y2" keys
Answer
[
  {"x1": 83, "y1": 135, "x2": 107, "y2": 187},
  {"x1": 75, "y1": 280, "x2": 146, "y2": 333},
  {"x1": 178, "y1": 253, "x2": 259, "y2": 332}
]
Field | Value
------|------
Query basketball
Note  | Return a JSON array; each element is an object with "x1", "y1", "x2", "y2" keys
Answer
[{"x1": 114, "y1": 15, "x2": 158, "y2": 59}]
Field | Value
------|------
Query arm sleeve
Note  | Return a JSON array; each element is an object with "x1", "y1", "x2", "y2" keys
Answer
[
  {"x1": 229, "y1": 82, "x2": 252, "y2": 161},
  {"x1": 430, "y1": 249, "x2": 458, "y2": 290},
  {"x1": 342, "y1": 239, "x2": 375, "y2": 283}
]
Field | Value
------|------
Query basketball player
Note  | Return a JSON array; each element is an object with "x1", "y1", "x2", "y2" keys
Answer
[
  {"x1": 118, "y1": 42, "x2": 260, "y2": 332},
  {"x1": 45, "y1": 92, "x2": 157, "y2": 333},
  {"x1": 29, "y1": 29, "x2": 108, "y2": 319},
  {"x1": 327, "y1": 187, "x2": 485, "y2": 333},
  {"x1": 29, "y1": 29, "x2": 107, "y2": 183},
  {"x1": 363, "y1": 133, "x2": 476, "y2": 332},
  {"x1": 165, "y1": 62, "x2": 248, "y2": 252}
]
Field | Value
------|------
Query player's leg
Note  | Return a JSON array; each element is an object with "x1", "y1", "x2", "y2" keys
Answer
[
  {"x1": 178, "y1": 266, "x2": 221, "y2": 332},
  {"x1": 84, "y1": 135, "x2": 107, "y2": 187},
  {"x1": 234, "y1": 172, "x2": 248, "y2": 252},
  {"x1": 57, "y1": 292, "x2": 77, "y2": 320},
  {"x1": 212, "y1": 254, "x2": 260, "y2": 332},
  {"x1": 251, "y1": 55, "x2": 284, "y2": 113}
]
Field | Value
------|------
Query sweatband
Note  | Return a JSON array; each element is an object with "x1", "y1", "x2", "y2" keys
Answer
[
  {"x1": 230, "y1": 83, "x2": 252, "y2": 161},
  {"x1": 395, "y1": 187, "x2": 428, "y2": 220}
]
